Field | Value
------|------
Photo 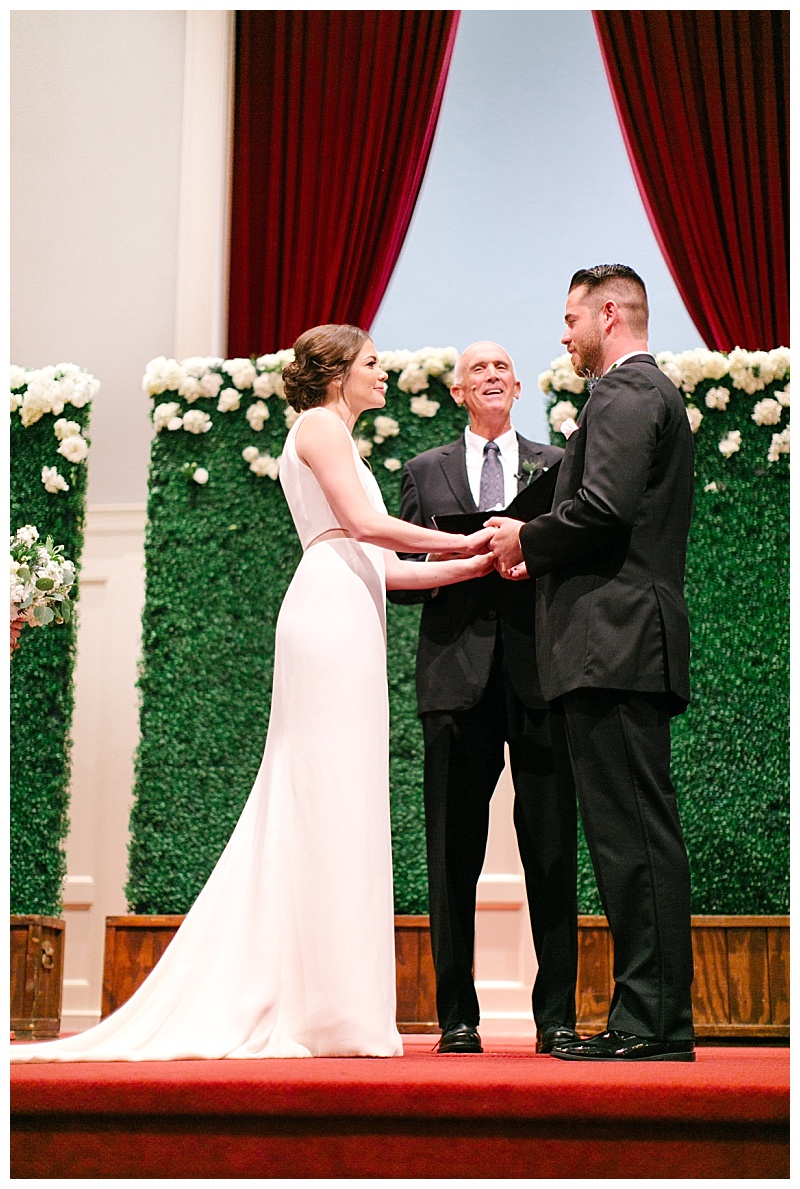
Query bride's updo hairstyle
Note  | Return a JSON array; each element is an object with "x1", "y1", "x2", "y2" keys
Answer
[{"x1": 282, "y1": 324, "x2": 369, "y2": 412}]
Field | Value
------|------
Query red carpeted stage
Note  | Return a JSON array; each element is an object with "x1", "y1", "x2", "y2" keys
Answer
[{"x1": 11, "y1": 1035, "x2": 788, "y2": 1179}]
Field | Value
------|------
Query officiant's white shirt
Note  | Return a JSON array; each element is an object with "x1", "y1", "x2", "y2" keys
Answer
[{"x1": 464, "y1": 425, "x2": 520, "y2": 509}]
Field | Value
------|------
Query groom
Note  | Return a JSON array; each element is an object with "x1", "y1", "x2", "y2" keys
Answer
[
  {"x1": 489, "y1": 266, "x2": 696, "y2": 1061},
  {"x1": 390, "y1": 341, "x2": 579, "y2": 1055}
]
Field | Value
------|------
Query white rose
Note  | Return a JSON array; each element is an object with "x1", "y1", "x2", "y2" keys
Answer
[
  {"x1": 704, "y1": 386, "x2": 730, "y2": 411},
  {"x1": 383, "y1": 458, "x2": 402, "y2": 472},
  {"x1": 178, "y1": 377, "x2": 204, "y2": 403},
  {"x1": 192, "y1": 467, "x2": 209, "y2": 485},
  {"x1": 224, "y1": 358, "x2": 257, "y2": 390},
  {"x1": 57, "y1": 434, "x2": 90, "y2": 463},
  {"x1": 776, "y1": 384, "x2": 790, "y2": 407},
  {"x1": 10, "y1": 390, "x2": 22, "y2": 412},
  {"x1": 356, "y1": 437, "x2": 373, "y2": 458},
  {"x1": 245, "y1": 401, "x2": 270, "y2": 431},
  {"x1": 398, "y1": 364, "x2": 430, "y2": 394},
  {"x1": 704, "y1": 481, "x2": 718, "y2": 493},
  {"x1": 13, "y1": 525, "x2": 39, "y2": 548},
  {"x1": 19, "y1": 390, "x2": 49, "y2": 426},
  {"x1": 409, "y1": 395, "x2": 440, "y2": 418},
  {"x1": 200, "y1": 372, "x2": 224, "y2": 398},
  {"x1": 217, "y1": 390, "x2": 241, "y2": 414},
  {"x1": 242, "y1": 446, "x2": 259, "y2": 463},
  {"x1": 284, "y1": 405, "x2": 300, "y2": 428},
  {"x1": 167, "y1": 417, "x2": 184, "y2": 431},
  {"x1": 253, "y1": 372, "x2": 280, "y2": 399},
  {"x1": 549, "y1": 400, "x2": 579, "y2": 433},
  {"x1": 373, "y1": 415, "x2": 400, "y2": 443},
  {"x1": 249, "y1": 453, "x2": 280, "y2": 479},
  {"x1": 53, "y1": 417, "x2": 82, "y2": 439},
  {"x1": 182, "y1": 410, "x2": 212, "y2": 434},
  {"x1": 153, "y1": 402, "x2": 181, "y2": 431},
  {"x1": 10, "y1": 365, "x2": 27, "y2": 391},
  {"x1": 751, "y1": 398, "x2": 782, "y2": 426},
  {"x1": 686, "y1": 406, "x2": 703, "y2": 434},
  {"x1": 41, "y1": 465, "x2": 70, "y2": 493},
  {"x1": 719, "y1": 430, "x2": 742, "y2": 458},
  {"x1": 767, "y1": 425, "x2": 790, "y2": 463}
]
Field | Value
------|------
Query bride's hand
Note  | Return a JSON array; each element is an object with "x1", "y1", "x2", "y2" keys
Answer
[
  {"x1": 458, "y1": 526, "x2": 494, "y2": 556},
  {"x1": 463, "y1": 551, "x2": 496, "y2": 578}
]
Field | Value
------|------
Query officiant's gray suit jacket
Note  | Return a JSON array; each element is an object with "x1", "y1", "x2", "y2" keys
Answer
[
  {"x1": 520, "y1": 355, "x2": 694, "y2": 714},
  {"x1": 389, "y1": 433, "x2": 563, "y2": 715}
]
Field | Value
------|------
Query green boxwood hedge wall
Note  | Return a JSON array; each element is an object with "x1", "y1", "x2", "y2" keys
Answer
[
  {"x1": 10, "y1": 371, "x2": 94, "y2": 916},
  {"x1": 129, "y1": 348, "x2": 789, "y2": 916}
]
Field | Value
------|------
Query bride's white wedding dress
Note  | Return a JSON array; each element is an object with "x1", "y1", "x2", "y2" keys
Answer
[{"x1": 11, "y1": 407, "x2": 403, "y2": 1061}]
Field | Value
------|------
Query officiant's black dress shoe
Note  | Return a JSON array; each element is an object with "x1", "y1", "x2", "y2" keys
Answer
[
  {"x1": 536, "y1": 1025, "x2": 581, "y2": 1054},
  {"x1": 550, "y1": 1029, "x2": 695, "y2": 1062},
  {"x1": 437, "y1": 1023, "x2": 483, "y2": 1054}
]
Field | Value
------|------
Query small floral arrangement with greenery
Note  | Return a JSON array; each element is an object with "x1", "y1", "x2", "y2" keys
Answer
[{"x1": 10, "y1": 525, "x2": 75, "y2": 635}]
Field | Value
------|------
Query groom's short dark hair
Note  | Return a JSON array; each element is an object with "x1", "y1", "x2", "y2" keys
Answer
[{"x1": 569, "y1": 265, "x2": 649, "y2": 336}]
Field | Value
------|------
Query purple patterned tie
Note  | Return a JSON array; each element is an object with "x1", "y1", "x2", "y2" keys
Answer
[{"x1": 479, "y1": 441, "x2": 504, "y2": 511}]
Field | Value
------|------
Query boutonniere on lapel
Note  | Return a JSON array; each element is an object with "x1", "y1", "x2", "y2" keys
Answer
[
  {"x1": 516, "y1": 459, "x2": 543, "y2": 487},
  {"x1": 559, "y1": 419, "x2": 579, "y2": 440}
]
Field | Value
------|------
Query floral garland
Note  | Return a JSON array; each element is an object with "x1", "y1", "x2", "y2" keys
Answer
[
  {"x1": 10, "y1": 363, "x2": 98, "y2": 492},
  {"x1": 539, "y1": 346, "x2": 790, "y2": 466},
  {"x1": 143, "y1": 347, "x2": 458, "y2": 487}
]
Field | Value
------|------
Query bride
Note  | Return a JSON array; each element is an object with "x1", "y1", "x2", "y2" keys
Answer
[{"x1": 12, "y1": 324, "x2": 493, "y2": 1062}]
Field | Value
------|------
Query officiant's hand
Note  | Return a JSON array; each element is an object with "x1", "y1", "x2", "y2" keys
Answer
[{"x1": 486, "y1": 516, "x2": 524, "y2": 570}]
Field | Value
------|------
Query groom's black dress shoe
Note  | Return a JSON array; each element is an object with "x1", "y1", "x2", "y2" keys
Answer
[
  {"x1": 536, "y1": 1025, "x2": 581, "y2": 1054},
  {"x1": 550, "y1": 1029, "x2": 696, "y2": 1062},
  {"x1": 437, "y1": 1023, "x2": 483, "y2": 1054}
]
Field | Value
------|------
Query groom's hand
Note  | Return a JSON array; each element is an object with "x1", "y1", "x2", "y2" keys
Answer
[{"x1": 486, "y1": 516, "x2": 524, "y2": 572}]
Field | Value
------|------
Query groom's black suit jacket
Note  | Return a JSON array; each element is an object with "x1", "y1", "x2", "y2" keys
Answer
[
  {"x1": 520, "y1": 355, "x2": 694, "y2": 714},
  {"x1": 390, "y1": 433, "x2": 563, "y2": 715}
]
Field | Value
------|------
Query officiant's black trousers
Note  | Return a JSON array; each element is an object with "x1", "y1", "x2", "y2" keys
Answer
[
  {"x1": 421, "y1": 652, "x2": 578, "y2": 1033},
  {"x1": 555, "y1": 688, "x2": 695, "y2": 1041}
]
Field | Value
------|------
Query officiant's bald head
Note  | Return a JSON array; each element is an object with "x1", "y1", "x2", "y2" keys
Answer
[{"x1": 451, "y1": 341, "x2": 521, "y2": 438}]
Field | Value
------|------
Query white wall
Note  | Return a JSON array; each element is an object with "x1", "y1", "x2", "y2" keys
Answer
[{"x1": 10, "y1": 9, "x2": 186, "y2": 507}]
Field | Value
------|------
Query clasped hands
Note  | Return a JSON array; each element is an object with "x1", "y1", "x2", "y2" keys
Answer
[{"x1": 437, "y1": 520, "x2": 528, "y2": 581}]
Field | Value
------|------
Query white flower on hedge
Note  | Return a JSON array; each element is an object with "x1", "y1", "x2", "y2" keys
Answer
[
  {"x1": 183, "y1": 356, "x2": 223, "y2": 379},
  {"x1": 167, "y1": 417, "x2": 183, "y2": 431},
  {"x1": 669, "y1": 348, "x2": 728, "y2": 393},
  {"x1": 153, "y1": 402, "x2": 181, "y2": 431},
  {"x1": 57, "y1": 433, "x2": 89, "y2": 464},
  {"x1": 182, "y1": 409, "x2": 212, "y2": 434},
  {"x1": 42, "y1": 465, "x2": 70, "y2": 493},
  {"x1": 776, "y1": 384, "x2": 790, "y2": 407},
  {"x1": 719, "y1": 429, "x2": 742, "y2": 458},
  {"x1": 752, "y1": 397, "x2": 782, "y2": 426},
  {"x1": 655, "y1": 352, "x2": 683, "y2": 389},
  {"x1": 373, "y1": 415, "x2": 400, "y2": 443},
  {"x1": 14, "y1": 525, "x2": 39, "y2": 547},
  {"x1": 143, "y1": 357, "x2": 187, "y2": 396},
  {"x1": 217, "y1": 389, "x2": 241, "y2": 414},
  {"x1": 356, "y1": 437, "x2": 373, "y2": 458},
  {"x1": 10, "y1": 365, "x2": 27, "y2": 391},
  {"x1": 224, "y1": 358, "x2": 257, "y2": 390},
  {"x1": 384, "y1": 457, "x2": 402, "y2": 472},
  {"x1": 704, "y1": 481, "x2": 719, "y2": 493},
  {"x1": 248, "y1": 452, "x2": 280, "y2": 479},
  {"x1": 727, "y1": 348, "x2": 772, "y2": 395},
  {"x1": 409, "y1": 395, "x2": 440, "y2": 418},
  {"x1": 768, "y1": 347, "x2": 790, "y2": 380},
  {"x1": 53, "y1": 418, "x2": 82, "y2": 440},
  {"x1": 539, "y1": 354, "x2": 586, "y2": 397},
  {"x1": 398, "y1": 363, "x2": 431, "y2": 394},
  {"x1": 10, "y1": 390, "x2": 22, "y2": 412},
  {"x1": 767, "y1": 425, "x2": 790, "y2": 463},
  {"x1": 704, "y1": 386, "x2": 730, "y2": 411},
  {"x1": 686, "y1": 406, "x2": 703, "y2": 434},
  {"x1": 245, "y1": 401, "x2": 270, "y2": 431},
  {"x1": 284, "y1": 404, "x2": 300, "y2": 428},
  {"x1": 379, "y1": 349, "x2": 413, "y2": 374},
  {"x1": 242, "y1": 446, "x2": 259, "y2": 463},
  {"x1": 256, "y1": 349, "x2": 294, "y2": 371},
  {"x1": 192, "y1": 467, "x2": 209, "y2": 485},
  {"x1": 178, "y1": 376, "x2": 205, "y2": 403},
  {"x1": 549, "y1": 400, "x2": 579, "y2": 434},
  {"x1": 200, "y1": 372, "x2": 224, "y2": 399},
  {"x1": 253, "y1": 372, "x2": 283, "y2": 399}
]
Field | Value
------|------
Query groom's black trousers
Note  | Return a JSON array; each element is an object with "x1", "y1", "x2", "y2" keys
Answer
[
  {"x1": 554, "y1": 687, "x2": 695, "y2": 1041},
  {"x1": 421, "y1": 647, "x2": 578, "y2": 1032}
]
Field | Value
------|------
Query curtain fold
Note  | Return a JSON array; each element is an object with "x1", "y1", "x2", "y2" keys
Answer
[
  {"x1": 593, "y1": 11, "x2": 789, "y2": 350},
  {"x1": 227, "y1": 11, "x2": 459, "y2": 356}
]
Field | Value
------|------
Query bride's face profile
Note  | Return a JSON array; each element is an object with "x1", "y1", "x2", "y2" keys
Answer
[{"x1": 339, "y1": 339, "x2": 388, "y2": 416}]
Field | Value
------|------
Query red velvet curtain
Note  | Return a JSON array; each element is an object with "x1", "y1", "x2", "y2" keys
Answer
[
  {"x1": 593, "y1": 10, "x2": 789, "y2": 350},
  {"x1": 227, "y1": 10, "x2": 460, "y2": 356}
]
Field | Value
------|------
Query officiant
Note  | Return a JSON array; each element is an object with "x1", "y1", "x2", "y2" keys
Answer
[{"x1": 388, "y1": 342, "x2": 578, "y2": 1055}]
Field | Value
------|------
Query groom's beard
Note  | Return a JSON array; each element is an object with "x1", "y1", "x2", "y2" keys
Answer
[{"x1": 573, "y1": 328, "x2": 603, "y2": 382}]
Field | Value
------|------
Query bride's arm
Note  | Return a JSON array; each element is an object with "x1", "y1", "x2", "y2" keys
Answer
[
  {"x1": 295, "y1": 409, "x2": 490, "y2": 556},
  {"x1": 383, "y1": 550, "x2": 493, "y2": 591}
]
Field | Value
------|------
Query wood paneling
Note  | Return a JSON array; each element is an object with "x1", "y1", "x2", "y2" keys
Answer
[
  {"x1": 10, "y1": 916, "x2": 65, "y2": 1040},
  {"x1": 99, "y1": 914, "x2": 789, "y2": 1040},
  {"x1": 576, "y1": 915, "x2": 790, "y2": 1039}
]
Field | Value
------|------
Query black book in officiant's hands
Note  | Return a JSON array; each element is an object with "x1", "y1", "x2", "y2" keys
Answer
[{"x1": 432, "y1": 460, "x2": 561, "y2": 535}]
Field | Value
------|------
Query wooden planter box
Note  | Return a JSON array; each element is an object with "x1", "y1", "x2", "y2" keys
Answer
[
  {"x1": 101, "y1": 913, "x2": 789, "y2": 1040},
  {"x1": 577, "y1": 915, "x2": 790, "y2": 1040},
  {"x1": 10, "y1": 915, "x2": 65, "y2": 1041},
  {"x1": 102, "y1": 914, "x2": 439, "y2": 1033}
]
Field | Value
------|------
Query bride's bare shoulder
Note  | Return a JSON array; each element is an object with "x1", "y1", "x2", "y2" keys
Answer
[{"x1": 294, "y1": 406, "x2": 351, "y2": 463}]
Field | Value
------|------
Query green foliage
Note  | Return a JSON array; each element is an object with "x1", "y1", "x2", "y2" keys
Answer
[
  {"x1": 132, "y1": 354, "x2": 789, "y2": 917},
  {"x1": 549, "y1": 367, "x2": 790, "y2": 914},
  {"x1": 10, "y1": 409, "x2": 91, "y2": 915}
]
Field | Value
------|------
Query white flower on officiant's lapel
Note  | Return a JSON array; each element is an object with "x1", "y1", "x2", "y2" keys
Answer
[
  {"x1": 41, "y1": 465, "x2": 70, "y2": 493},
  {"x1": 686, "y1": 407, "x2": 703, "y2": 434},
  {"x1": 719, "y1": 430, "x2": 742, "y2": 458},
  {"x1": 246, "y1": 401, "x2": 270, "y2": 431},
  {"x1": 182, "y1": 410, "x2": 212, "y2": 434}
]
